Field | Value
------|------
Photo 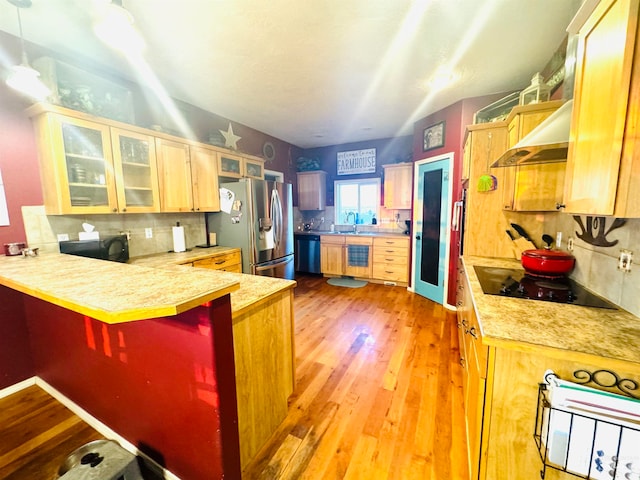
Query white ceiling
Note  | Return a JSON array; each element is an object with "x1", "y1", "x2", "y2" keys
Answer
[{"x1": 0, "y1": 0, "x2": 581, "y2": 148}]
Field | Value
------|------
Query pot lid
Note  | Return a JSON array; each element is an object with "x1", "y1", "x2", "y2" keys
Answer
[{"x1": 522, "y1": 248, "x2": 575, "y2": 260}]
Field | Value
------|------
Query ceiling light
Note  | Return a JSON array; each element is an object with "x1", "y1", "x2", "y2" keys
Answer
[
  {"x1": 93, "y1": 0, "x2": 144, "y2": 53},
  {"x1": 427, "y1": 66, "x2": 457, "y2": 92},
  {"x1": 4, "y1": 0, "x2": 51, "y2": 100}
]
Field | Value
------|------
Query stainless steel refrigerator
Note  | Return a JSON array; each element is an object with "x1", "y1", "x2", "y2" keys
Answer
[{"x1": 207, "y1": 179, "x2": 294, "y2": 280}]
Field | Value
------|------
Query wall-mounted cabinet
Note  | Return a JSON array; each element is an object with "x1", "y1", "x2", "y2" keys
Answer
[
  {"x1": 27, "y1": 103, "x2": 267, "y2": 215},
  {"x1": 218, "y1": 152, "x2": 265, "y2": 180},
  {"x1": 156, "y1": 139, "x2": 220, "y2": 213},
  {"x1": 297, "y1": 171, "x2": 327, "y2": 211},
  {"x1": 382, "y1": 163, "x2": 413, "y2": 209},
  {"x1": 564, "y1": 0, "x2": 640, "y2": 216},
  {"x1": 501, "y1": 101, "x2": 566, "y2": 212},
  {"x1": 29, "y1": 107, "x2": 160, "y2": 214},
  {"x1": 463, "y1": 122, "x2": 511, "y2": 258}
]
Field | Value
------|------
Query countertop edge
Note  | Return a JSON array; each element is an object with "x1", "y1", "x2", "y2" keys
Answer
[{"x1": 461, "y1": 255, "x2": 640, "y2": 367}]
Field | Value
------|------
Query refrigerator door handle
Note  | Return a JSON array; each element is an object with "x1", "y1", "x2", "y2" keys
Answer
[
  {"x1": 254, "y1": 255, "x2": 293, "y2": 272},
  {"x1": 271, "y1": 188, "x2": 283, "y2": 249}
]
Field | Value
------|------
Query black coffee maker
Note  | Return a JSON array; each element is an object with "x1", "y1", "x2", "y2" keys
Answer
[{"x1": 404, "y1": 220, "x2": 411, "y2": 235}]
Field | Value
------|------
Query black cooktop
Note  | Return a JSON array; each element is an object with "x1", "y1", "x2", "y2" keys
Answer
[{"x1": 473, "y1": 266, "x2": 617, "y2": 310}]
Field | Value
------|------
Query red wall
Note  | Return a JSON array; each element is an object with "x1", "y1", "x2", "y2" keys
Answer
[
  {"x1": 413, "y1": 93, "x2": 513, "y2": 305},
  {"x1": 25, "y1": 294, "x2": 240, "y2": 479}
]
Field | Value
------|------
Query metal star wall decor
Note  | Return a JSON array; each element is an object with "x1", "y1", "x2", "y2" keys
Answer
[{"x1": 219, "y1": 123, "x2": 241, "y2": 150}]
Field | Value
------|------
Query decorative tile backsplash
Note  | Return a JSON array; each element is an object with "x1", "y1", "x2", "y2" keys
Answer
[
  {"x1": 21, "y1": 206, "x2": 206, "y2": 258},
  {"x1": 553, "y1": 214, "x2": 639, "y2": 316}
]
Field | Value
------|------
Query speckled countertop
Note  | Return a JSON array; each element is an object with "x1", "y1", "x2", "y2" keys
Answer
[
  {"x1": 463, "y1": 255, "x2": 640, "y2": 365},
  {"x1": 129, "y1": 248, "x2": 297, "y2": 317},
  {"x1": 128, "y1": 246, "x2": 240, "y2": 268},
  {"x1": 0, "y1": 253, "x2": 239, "y2": 324}
]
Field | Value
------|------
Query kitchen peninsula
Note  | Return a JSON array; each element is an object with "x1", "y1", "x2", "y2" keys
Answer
[{"x1": 0, "y1": 250, "x2": 296, "y2": 479}]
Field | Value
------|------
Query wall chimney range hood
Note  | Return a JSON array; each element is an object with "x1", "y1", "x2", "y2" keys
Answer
[{"x1": 491, "y1": 99, "x2": 573, "y2": 168}]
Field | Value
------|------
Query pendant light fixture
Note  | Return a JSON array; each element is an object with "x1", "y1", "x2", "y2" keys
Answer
[
  {"x1": 93, "y1": 0, "x2": 144, "y2": 54},
  {"x1": 4, "y1": 0, "x2": 51, "y2": 100}
]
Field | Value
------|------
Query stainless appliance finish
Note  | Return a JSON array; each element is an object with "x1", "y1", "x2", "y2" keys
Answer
[
  {"x1": 207, "y1": 179, "x2": 294, "y2": 280},
  {"x1": 294, "y1": 233, "x2": 321, "y2": 274},
  {"x1": 59, "y1": 235, "x2": 129, "y2": 262}
]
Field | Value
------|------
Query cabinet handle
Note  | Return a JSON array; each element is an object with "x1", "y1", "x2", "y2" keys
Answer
[
  {"x1": 460, "y1": 357, "x2": 465, "y2": 366},
  {"x1": 215, "y1": 260, "x2": 226, "y2": 265},
  {"x1": 469, "y1": 327, "x2": 478, "y2": 339},
  {"x1": 556, "y1": 203, "x2": 566, "y2": 210},
  {"x1": 122, "y1": 208, "x2": 127, "y2": 212},
  {"x1": 461, "y1": 319, "x2": 469, "y2": 328},
  {"x1": 112, "y1": 208, "x2": 118, "y2": 213},
  {"x1": 457, "y1": 322, "x2": 463, "y2": 329}
]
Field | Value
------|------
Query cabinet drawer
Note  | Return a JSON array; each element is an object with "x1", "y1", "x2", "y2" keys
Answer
[
  {"x1": 320, "y1": 235, "x2": 345, "y2": 245},
  {"x1": 373, "y1": 237, "x2": 409, "y2": 248},
  {"x1": 192, "y1": 251, "x2": 241, "y2": 270},
  {"x1": 372, "y1": 263, "x2": 408, "y2": 281},
  {"x1": 373, "y1": 247, "x2": 408, "y2": 258}
]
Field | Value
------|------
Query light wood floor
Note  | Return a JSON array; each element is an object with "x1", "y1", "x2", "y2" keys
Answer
[
  {"x1": 242, "y1": 273, "x2": 468, "y2": 479},
  {"x1": 0, "y1": 385, "x2": 104, "y2": 480},
  {"x1": 0, "y1": 274, "x2": 468, "y2": 480}
]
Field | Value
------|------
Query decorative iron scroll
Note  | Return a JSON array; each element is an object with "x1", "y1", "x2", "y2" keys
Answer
[
  {"x1": 572, "y1": 369, "x2": 640, "y2": 399},
  {"x1": 572, "y1": 216, "x2": 626, "y2": 247}
]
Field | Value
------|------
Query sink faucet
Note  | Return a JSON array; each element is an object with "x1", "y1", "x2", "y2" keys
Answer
[{"x1": 345, "y1": 212, "x2": 358, "y2": 233}]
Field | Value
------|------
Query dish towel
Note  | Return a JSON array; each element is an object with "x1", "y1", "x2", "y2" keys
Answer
[{"x1": 348, "y1": 245, "x2": 369, "y2": 267}]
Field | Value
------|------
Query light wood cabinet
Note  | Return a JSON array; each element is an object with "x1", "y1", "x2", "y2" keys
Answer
[
  {"x1": 29, "y1": 107, "x2": 161, "y2": 214},
  {"x1": 192, "y1": 250, "x2": 242, "y2": 273},
  {"x1": 218, "y1": 152, "x2": 265, "y2": 179},
  {"x1": 463, "y1": 123, "x2": 512, "y2": 258},
  {"x1": 297, "y1": 171, "x2": 327, "y2": 211},
  {"x1": 382, "y1": 163, "x2": 413, "y2": 209},
  {"x1": 372, "y1": 236, "x2": 410, "y2": 285},
  {"x1": 459, "y1": 260, "x2": 640, "y2": 480},
  {"x1": 156, "y1": 139, "x2": 220, "y2": 212},
  {"x1": 321, "y1": 234, "x2": 409, "y2": 283},
  {"x1": 456, "y1": 261, "x2": 488, "y2": 480},
  {"x1": 564, "y1": 0, "x2": 640, "y2": 216},
  {"x1": 320, "y1": 235, "x2": 345, "y2": 275},
  {"x1": 501, "y1": 101, "x2": 566, "y2": 211},
  {"x1": 231, "y1": 287, "x2": 295, "y2": 469}
]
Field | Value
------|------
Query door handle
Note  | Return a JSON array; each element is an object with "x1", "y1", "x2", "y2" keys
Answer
[{"x1": 416, "y1": 235, "x2": 421, "y2": 240}]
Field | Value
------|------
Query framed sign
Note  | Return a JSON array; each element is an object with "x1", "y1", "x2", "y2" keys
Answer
[
  {"x1": 423, "y1": 121, "x2": 445, "y2": 151},
  {"x1": 337, "y1": 148, "x2": 376, "y2": 175}
]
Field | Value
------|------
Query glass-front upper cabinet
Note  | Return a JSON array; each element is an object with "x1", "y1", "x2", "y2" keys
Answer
[
  {"x1": 59, "y1": 116, "x2": 118, "y2": 213},
  {"x1": 110, "y1": 128, "x2": 160, "y2": 212}
]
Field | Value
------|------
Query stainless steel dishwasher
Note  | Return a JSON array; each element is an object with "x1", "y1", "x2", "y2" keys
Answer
[{"x1": 294, "y1": 233, "x2": 321, "y2": 273}]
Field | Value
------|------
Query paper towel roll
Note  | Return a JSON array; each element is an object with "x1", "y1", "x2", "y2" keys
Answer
[{"x1": 172, "y1": 223, "x2": 186, "y2": 252}]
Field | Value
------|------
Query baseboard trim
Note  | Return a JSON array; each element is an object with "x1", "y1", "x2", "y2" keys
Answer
[
  {"x1": 0, "y1": 377, "x2": 36, "y2": 400},
  {"x1": 6, "y1": 377, "x2": 180, "y2": 480}
]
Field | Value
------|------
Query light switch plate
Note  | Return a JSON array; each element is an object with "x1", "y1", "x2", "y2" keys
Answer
[{"x1": 57, "y1": 233, "x2": 69, "y2": 242}]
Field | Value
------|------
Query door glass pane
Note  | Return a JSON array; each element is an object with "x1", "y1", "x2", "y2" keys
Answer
[
  {"x1": 420, "y1": 169, "x2": 442, "y2": 286},
  {"x1": 62, "y1": 123, "x2": 109, "y2": 207},
  {"x1": 120, "y1": 135, "x2": 153, "y2": 207}
]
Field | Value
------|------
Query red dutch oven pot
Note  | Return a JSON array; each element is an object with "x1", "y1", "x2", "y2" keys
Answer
[{"x1": 521, "y1": 248, "x2": 575, "y2": 276}]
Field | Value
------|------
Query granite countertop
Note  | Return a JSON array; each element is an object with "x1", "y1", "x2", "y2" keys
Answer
[
  {"x1": 0, "y1": 253, "x2": 239, "y2": 324},
  {"x1": 128, "y1": 246, "x2": 240, "y2": 268},
  {"x1": 462, "y1": 255, "x2": 640, "y2": 365},
  {"x1": 295, "y1": 230, "x2": 409, "y2": 238},
  {"x1": 129, "y1": 248, "x2": 297, "y2": 318}
]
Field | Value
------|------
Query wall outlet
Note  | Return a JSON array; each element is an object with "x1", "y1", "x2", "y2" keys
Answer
[
  {"x1": 57, "y1": 233, "x2": 69, "y2": 242},
  {"x1": 119, "y1": 230, "x2": 131, "y2": 240},
  {"x1": 567, "y1": 237, "x2": 574, "y2": 252},
  {"x1": 145, "y1": 228, "x2": 153, "y2": 239},
  {"x1": 618, "y1": 249, "x2": 633, "y2": 272}
]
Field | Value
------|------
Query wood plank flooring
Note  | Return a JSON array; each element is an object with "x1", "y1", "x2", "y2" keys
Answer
[
  {"x1": 242, "y1": 273, "x2": 468, "y2": 479},
  {"x1": 0, "y1": 273, "x2": 468, "y2": 479},
  {"x1": 0, "y1": 385, "x2": 104, "y2": 480}
]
